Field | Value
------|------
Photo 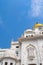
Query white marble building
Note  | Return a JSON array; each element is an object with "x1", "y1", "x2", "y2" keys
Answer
[{"x1": 0, "y1": 23, "x2": 43, "y2": 65}]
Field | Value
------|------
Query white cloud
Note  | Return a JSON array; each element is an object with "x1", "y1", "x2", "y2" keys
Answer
[{"x1": 31, "y1": 0, "x2": 43, "y2": 17}]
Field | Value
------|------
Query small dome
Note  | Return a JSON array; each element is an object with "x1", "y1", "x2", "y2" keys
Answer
[
  {"x1": 24, "y1": 29, "x2": 32, "y2": 33},
  {"x1": 34, "y1": 23, "x2": 43, "y2": 28}
]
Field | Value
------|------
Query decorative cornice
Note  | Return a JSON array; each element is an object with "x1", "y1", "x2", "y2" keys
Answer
[
  {"x1": 0, "y1": 56, "x2": 21, "y2": 61},
  {"x1": 0, "y1": 57, "x2": 17, "y2": 61},
  {"x1": 18, "y1": 35, "x2": 43, "y2": 42}
]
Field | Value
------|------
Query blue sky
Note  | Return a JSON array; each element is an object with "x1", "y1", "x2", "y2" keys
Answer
[{"x1": 0, "y1": 0, "x2": 43, "y2": 48}]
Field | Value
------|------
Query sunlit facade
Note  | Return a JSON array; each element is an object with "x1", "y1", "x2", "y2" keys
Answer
[{"x1": 0, "y1": 23, "x2": 43, "y2": 65}]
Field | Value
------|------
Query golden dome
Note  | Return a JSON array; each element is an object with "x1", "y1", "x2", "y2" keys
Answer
[{"x1": 34, "y1": 23, "x2": 43, "y2": 28}]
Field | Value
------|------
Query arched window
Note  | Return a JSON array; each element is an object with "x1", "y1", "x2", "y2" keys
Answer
[
  {"x1": 31, "y1": 35, "x2": 33, "y2": 37},
  {"x1": 16, "y1": 51, "x2": 19, "y2": 56},
  {"x1": 42, "y1": 32, "x2": 43, "y2": 34},
  {"x1": 10, "y1": 63, "x2": 13, "y2": 65},
  {"x1": 5, "y1": 62, "x2": 8, "y2": 65},
  {"x1": 27, "y1": 45, "x2": 35, "y2": 60}
]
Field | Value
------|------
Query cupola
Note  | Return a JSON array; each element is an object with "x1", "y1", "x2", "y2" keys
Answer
[{"x1": 34, "y1": 22, "x2": 43, "y2": 28}]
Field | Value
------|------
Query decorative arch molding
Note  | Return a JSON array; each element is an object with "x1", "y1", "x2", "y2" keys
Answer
[
  {"x1": 26, "y1": 44, "x2": 37, "y2": 61},
  {"x1": 26, "y1": 44, "x2": 36, "y2": 49}
]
